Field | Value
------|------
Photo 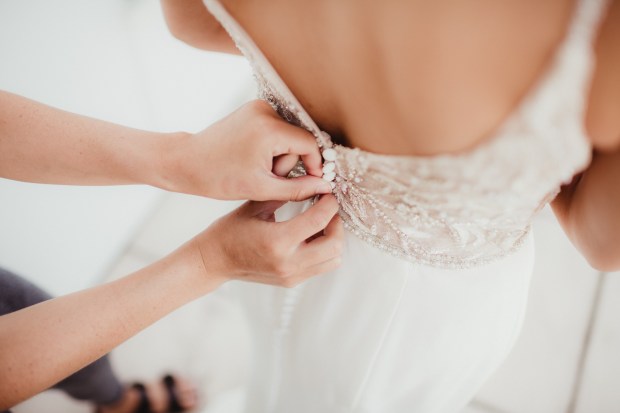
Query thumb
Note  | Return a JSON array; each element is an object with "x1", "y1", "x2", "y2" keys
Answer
[
  {"x1": 273, "y1": 154, "x2": 300, "y2": 177},
  {"x1": 245, "y1": 200, "x2": 288, "y2": 221},
  {"x1": 261, "y1": 175, "x2": 333, "y2": 202}
]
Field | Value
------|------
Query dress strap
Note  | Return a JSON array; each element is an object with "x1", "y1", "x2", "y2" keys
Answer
[
  {"x1": 568, "y1": 0, "x2": 610, "y2": 44},
  {"x1": 203, "y1": 0, "x2": 333, "y2": 149}
]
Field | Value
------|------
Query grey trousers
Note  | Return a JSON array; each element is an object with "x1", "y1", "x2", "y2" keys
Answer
[{"x1": 0, "y1": 267, "x2": 124, "y2": 411}]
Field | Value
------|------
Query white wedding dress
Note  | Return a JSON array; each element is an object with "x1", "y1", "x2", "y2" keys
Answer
[{"x1": 203, "y1": 0, "x2": 608, "y2": 412}]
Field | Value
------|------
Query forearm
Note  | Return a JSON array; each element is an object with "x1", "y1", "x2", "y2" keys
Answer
[
  {"x1": 0, "y1": 242, "x2": 222, "y2": 409},
  {"x1": 552, "y1": 149, "x2": 620, "y2": 271},
  {"x1": 0, "y1": 192, "x2": 343, "y2": 408},
  {"x1": 0, "y1": 90, "x2": 184, "y2": 186}
]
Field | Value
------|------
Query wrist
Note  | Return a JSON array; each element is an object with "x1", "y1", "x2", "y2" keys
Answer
[
  {"x1": 161, "y1": 239, "x2": 227, "y2": 301},
  {"x1": 189, "y1": 237, "x2": 230, "y2": 288},
  {"x1": 148, "y1": 131, "x2": 194, "y2": 193}
]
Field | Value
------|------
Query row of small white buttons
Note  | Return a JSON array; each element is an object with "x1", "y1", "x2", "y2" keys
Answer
[{"x1": 322, "y1": 148, "x2": 337, "y2": 184}]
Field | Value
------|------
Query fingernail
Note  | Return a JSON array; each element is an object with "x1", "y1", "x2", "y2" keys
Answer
[{"x1": 317, "y1": 182, "x2": 333, "y2": 194}]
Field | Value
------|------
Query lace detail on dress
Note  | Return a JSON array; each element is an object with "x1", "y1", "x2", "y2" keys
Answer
[{"x1": 204, "y1": 0, "x2": 607, "y2": 268}]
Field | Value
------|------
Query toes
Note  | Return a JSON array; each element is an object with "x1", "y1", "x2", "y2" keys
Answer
[
  {"x1": 144, "y1": 381, "x2": 168, "y2": 413},
  {"x1": 132, "y1": 375, "x2": 198, "y2": 413},
  {"x1": 165, "y1": 375, "x2": 198, "y2": 411}
]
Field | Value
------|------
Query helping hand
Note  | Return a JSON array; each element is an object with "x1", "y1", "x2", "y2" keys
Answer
[
  {"x1": 159, "y1": 100, "x2": 331, "y2": 201},
  {"x1": 190, "y1": 194, "x2": 343, "y2": 288}
]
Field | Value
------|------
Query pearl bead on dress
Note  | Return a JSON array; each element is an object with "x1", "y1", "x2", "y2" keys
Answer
[
  {"x1": 321, "y1": 149, "x2": 338, "y2": 182},
  {"x1": 322, "y1": 162, "x2": 336, "y2": 173},
  {"x1": 322, "y1": 171, "x2": 336, "y2": 182},
  {"x1": 322, "y1": 148, "x2": 337, "y2": 161}
]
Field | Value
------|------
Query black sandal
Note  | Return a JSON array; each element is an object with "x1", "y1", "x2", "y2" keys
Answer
[
  {"x1": 130, "y1": 382, "x2": 152, "y2": 413},
  {"x1": 133, "y1": 375, "x2": 187, "y2": 413},
  {"x1": 95, "y1": 375, "x2": 189, "y2": 413},
  {"x1": 162, "y1": 375, "x2": 185, "y2": 413}
]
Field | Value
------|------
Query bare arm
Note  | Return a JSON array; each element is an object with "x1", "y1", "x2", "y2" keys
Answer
[
  {"x1": 0, "y1": 91, "x2": 172, "y2": 187},
  {"x1": 0, "y1": 91, "x2": 328, "y2": 200},
  {"x1": 0, "y1": 195, "x2": 343, "y2": 409},
  {"x1": 0, "y1": 243, "x2": 212, "y2": 409},
  {"x1": 551, "y1": 2, "x2": 620, "y2": 271},
  {"x1": 552, "y1": 149, "x2": 620, "y2": 271},
  {"x1": 160, "y1": 0, "x2": 239, "y2": 54}
]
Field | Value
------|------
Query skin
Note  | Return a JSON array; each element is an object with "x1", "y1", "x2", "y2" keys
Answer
[
  {"x1": 2, "y1": 0, "x2": 617, "y2": 407},
  {"x1": 98, "y1": 378, "x2": 197, "y2": 413},
  {"x1": 0, "y1": 92, "x2": 330, "y2": 201},
  {"x1": 162, "y1": 0, "x2": 620, "y2": 270},
  {"x1": 0, "y1": 195, "x2": 342, "y2": 410},
  {"x1": 0, "y1": 79, "x2": 344, "y2": 407}
]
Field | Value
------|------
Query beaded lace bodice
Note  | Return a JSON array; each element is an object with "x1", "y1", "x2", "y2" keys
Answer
[{"x1": 204, "y1": 0, "x2": 607, "y2": 268}]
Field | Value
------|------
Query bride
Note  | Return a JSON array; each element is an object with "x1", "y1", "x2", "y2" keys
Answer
[{"x1": 162, "y1": 1, "x2": 619, "y2": 412}]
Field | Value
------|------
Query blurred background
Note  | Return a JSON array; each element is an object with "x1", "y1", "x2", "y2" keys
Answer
[{"x1": 0, "y1": 1, "x2": 618, "y2": 412}]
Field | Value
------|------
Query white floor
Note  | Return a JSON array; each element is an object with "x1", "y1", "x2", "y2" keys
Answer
[{"x1": 12, "y1": 195, "x2": 620, "y2": 413}]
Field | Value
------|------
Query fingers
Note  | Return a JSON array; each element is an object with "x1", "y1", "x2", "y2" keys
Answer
[
  {"x1": 263, "y1": 207, "x2": 343, "y2": 285},
  {"x1": 272, "y1": 154, "x2": 300, "y2": 177},
  {"x1": 271, "y1": 123, "x2": 323, "y2": 177},
  {"x1": 277, "y1": 256, "x2": 343, "y2": 288},
  {"x1": 259, "y1": 174, "x2": 332, "y2": 202},
  {"x1": 245, "y1": 200, "x2": 287, "y2": 221},
  {"x1": 251, "y1": 251, "x2": 343, "y2": 289},
  {"x1": 283, "y1": 194, "x2": 340, "y2": 242},
  {"x1": 208, "y1": 196, "x2": 343, "y2": 290},
  {"x1": 300, "y1": 255, "x2": 343, "y2": 279},
  {"x1": 299, "y1": 214, "x2": 344, "y2": 262},
  {"x1": 323, "y1": 211, "x2": 344, "y2": 238}
]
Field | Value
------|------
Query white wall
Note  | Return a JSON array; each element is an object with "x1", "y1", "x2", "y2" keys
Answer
[{"x1": 0, "y1": 0, "x2": 253, "y2": 295}]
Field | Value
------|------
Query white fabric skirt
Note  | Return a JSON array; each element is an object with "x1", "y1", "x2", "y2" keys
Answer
[{"x1": 230, "y1": 201, "x2": 535, "y2": 413}]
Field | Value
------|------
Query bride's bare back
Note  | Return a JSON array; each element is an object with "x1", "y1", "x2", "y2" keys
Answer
[
  {"x1": 221, "y1": 0, "x2": 618, "y2": 156},
  {"x1": 161, "y1": 0, "x2": 620, "y2": 270}
]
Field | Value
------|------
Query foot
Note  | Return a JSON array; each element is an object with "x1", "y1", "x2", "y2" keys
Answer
[{"x1": 97, "y1": 375, "x2": 197, "y2": 413}]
